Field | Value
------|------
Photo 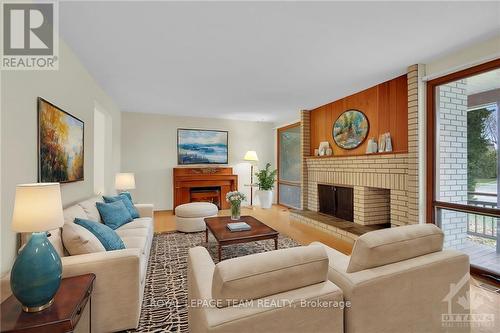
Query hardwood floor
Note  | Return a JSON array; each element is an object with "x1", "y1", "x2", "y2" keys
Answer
[
  {"x1": 154, "y1": 205, "x2": 353, "y2": 254},
  {"x1": 154, "y1": 205, "x2": 499, "y2": 332}
]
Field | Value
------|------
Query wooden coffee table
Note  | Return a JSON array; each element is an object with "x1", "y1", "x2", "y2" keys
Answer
[{"x1": 205, "y1": 216, "x2": 279, "y2": 261}]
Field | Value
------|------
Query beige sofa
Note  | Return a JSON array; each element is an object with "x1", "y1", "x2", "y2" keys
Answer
[
  {"x1": 1, "y1": 196, "x2": 154, "y2": 333},
  {"x1": 188, "y1": 245, "x2": 344, "y2": 333},
  {"x1": 312, "y1": 224, "x2": 470, "y2": 333}
]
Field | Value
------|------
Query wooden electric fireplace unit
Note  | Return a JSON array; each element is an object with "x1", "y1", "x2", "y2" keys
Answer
[{"x1": 173, "y1": 167, "x2": 238, "y2": 210}]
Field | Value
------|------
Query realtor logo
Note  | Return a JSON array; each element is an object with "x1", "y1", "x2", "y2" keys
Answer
[{"x1": 1, "y1": 1, "x2": 58, "y2": 70}]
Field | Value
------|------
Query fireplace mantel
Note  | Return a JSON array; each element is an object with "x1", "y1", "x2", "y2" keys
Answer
[{"x1": 173, "y1": 167, "x2": 238, "y2": 210}]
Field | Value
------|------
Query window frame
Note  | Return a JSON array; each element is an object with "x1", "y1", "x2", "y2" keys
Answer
[
  {"x1": 277, "y1": 122, "x2": 301, "y2": 209},
  {"x1": 426, "y1": 58, "x2": 500, "y2": 282}
]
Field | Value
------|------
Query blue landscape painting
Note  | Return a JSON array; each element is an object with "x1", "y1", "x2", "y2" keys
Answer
[{"x1": 178, "y1": 129, "x2": 228, "y2": 164}]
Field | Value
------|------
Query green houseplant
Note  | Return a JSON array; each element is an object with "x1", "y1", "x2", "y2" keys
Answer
[{"x1": 255, "y1": 163, "x2": 277, "y2": 209}]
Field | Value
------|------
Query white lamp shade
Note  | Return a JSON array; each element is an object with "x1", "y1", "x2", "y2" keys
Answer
[
  {"x1": 11, "y1": 183, "x2": 64, "y2": 232},
  {"x1": 115, "y1": 173, "x2": 136, "y2": 190},
  {"x1": 243, "y1": 151, "x2": 259, "y2": 162}
]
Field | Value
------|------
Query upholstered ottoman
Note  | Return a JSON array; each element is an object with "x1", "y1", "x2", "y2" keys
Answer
[{"x1": 175, "y1": 202, "x2": 218, "y2": 232}]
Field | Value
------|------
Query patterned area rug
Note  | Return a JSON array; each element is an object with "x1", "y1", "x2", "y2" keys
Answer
[{"x1": 126, "y1": 231, "x2": 300, "y2": 333}]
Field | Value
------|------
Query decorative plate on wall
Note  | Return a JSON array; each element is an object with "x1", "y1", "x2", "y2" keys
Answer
[{"x1": 332, "y1": 109, "x2": 369, "y2": 150}]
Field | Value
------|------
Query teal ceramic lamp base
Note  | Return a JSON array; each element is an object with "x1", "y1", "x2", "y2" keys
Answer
[{"x1": 10, "y1": 232, "x2": 62, "y2": 312}]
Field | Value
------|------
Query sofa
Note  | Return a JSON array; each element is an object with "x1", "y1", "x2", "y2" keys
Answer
[
  {"x1": 1, "y1": 196, "x2": 154, "y2": 333},
  {"x1": 188, "y1": 245, "x2": 344, "y2": 333},
  {"x1": 313, "y1": 224, "x2": 470, "y2": 333}
]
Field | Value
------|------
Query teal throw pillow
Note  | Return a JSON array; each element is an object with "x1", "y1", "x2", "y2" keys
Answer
[
  {"x1": 120, "y1": 191, "x2": 133, "y2": 202},
  {"x1": 103, "y1": 194, "x2": 140, "y2": 219},
  {"x1": 74, "y1": 218, "x2": 126, "y2": 251},
  {"x1": 96, "y1": 200, "x2": 133, "y2": 230}
]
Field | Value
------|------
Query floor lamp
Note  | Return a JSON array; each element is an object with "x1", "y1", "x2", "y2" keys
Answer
[{"x1": 244, "y1": 151, "x2": 259, "y2": 207}]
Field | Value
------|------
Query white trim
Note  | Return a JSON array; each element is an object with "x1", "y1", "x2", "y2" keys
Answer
[
  {"x1": 273, "y1": 118, "x2": 301, "y2": 130},
  {"x1": 468, "y1": 102, "x2": 498, "y2": 112},
  {"x1": 418, "y1": 64, "x2": 427, "y2": 224},
  {"x1": 423, "y1": 54, "x2": 500, "y2": 82}
]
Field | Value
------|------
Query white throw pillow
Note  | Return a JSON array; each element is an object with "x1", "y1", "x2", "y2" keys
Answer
[
  {"x1": 62, "y1": 222, "x2": 106, "y2": 255},
  {"x1": 78, "y1": 196, "x2": 104, "y2": 222}
]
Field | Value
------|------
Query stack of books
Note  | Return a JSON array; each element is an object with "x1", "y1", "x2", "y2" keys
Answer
[{"x1": 227, "y1": 222, "x2": 251, "y2": 232}]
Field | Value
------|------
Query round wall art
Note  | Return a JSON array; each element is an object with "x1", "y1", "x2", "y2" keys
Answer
[{"x1": 332, "y1": 109, "x2": 369, "y2": 150}]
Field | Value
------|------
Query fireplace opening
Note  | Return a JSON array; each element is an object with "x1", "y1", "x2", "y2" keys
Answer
[
  {"x1": 190, "y1": 186, "x2": 221, "y2": 208},
  {"x1": 318, "y1": 184, "x2": 353, "y2": 222}
]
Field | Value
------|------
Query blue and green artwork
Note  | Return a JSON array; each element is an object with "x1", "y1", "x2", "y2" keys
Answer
[
  {"x1": 178, "y1": 129, "x2": 228, "y2": 164},
  {"x1": 333, "y1": 110, "x2": 369, "y2": 150}
]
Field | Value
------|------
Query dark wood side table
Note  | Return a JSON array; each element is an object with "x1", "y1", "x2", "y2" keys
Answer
[
  {"x1": 205, "y1": 215, "x2": 279, "y2": 261},
  {"x1": 1, "y1": 273, "x2": 95, "y2": 333}
]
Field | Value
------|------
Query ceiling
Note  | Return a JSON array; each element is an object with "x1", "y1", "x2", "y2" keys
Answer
[{"x1": 59, "y1": 1, "x2": 500, "y2": 123}]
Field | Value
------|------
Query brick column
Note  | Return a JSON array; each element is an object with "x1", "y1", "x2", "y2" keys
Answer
[
  {"x1": 436, "y1": 79, "x2": 468, "y2": 249},
  {"x1": 300, "y1": 110, "x2": 311, "y2": 210},
  {"x1": 406, "y1": 64, "x2": 421, "y2": 225}
]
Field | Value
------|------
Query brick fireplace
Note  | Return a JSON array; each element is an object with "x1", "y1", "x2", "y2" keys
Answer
[
  {"x1": 305, "y1": 153, "x2": 408, "y2": 225},
  {"x1": 290, "y1": 65, "x2": 422, "y2": 243}
]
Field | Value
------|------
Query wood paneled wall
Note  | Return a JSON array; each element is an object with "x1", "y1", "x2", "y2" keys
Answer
[{"x1": 310, "y1": 74, "x2": 408, "y2": 156}]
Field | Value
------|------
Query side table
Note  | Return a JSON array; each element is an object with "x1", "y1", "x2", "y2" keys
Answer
[{"x1": 1, "y1": 273, "x2": 95, "y2": 333}]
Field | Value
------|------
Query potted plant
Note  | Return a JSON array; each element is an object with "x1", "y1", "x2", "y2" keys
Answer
[
  {"x1": 254, "y1": 163, "x2": 277, "y2": 209},
  {"x1": 226, "y1": 191, "x2": 246, "y2": 220}
]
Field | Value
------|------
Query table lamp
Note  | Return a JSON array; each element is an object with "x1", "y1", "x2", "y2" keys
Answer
[
  {"x1": 115, "y1": 173, "x2": 136, "y2": 193},
  {"x1": 243, "y1": 151, "x2": 259, "y2": 206},
  {"x1": 10, "y1": 183, "x2": 64, "y2": 312}
]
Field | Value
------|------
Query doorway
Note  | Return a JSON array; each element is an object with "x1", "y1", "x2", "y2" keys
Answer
[{"x1": 277, "y1": 122, "x2": 301, "y2": 208}]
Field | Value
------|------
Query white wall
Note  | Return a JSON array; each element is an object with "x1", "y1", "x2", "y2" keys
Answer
[
  {"x1": 0, "y1": 40, "x2": 122, "y2": 274},
  {"x1": 93, "y1": 107, "x2": 106, "y2": 194},
  {"x1": 121, "y1": 112, "x2": 275, "y2": 210}
]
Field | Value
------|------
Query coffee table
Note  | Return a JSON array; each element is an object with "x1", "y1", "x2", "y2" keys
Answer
[{"x1": 204, "y1": 216, "x2": 279, "y2": 261}]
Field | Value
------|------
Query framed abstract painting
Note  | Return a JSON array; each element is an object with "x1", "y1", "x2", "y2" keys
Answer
[
  {"x1": 333, "y1": 109, "x2": 369, "y2": 150},
  {"x1": 177, "y1": 129, "x2": 228, "y2": 165},
  {"x1": 38, "y1": 97, "x2": 84, "y2": 182}
]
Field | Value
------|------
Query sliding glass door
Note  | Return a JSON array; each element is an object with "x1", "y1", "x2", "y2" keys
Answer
[
  {"x1": 278, "y1": 123, "x2": 301, "y2": 209},
  {"x1": 428, "y1": 59, "x2": 500, "y2": 279}
]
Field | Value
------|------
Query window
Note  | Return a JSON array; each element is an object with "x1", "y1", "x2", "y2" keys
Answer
[
  {"x1": 428, "y1": 59, "x2": 500, "y2": 279},
  {"x1": 277, "y1": 123, "x2": 301, "y2": 208}
]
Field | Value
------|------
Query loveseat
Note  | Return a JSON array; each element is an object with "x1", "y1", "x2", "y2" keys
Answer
[
  {"x1": 188, "y1": 245, "x2": 344, "y2": 333},
  {"x1": 313, "y1": 224, "x2": 470, "y2": 333},
  {"x1": 1, "y1": 196, "x2": 154, "y2": 333}
]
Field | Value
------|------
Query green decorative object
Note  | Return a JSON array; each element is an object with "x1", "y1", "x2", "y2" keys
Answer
[
  {"x1": 255, "y1": 163, "x2": 277, "y2": 191},
  {"x1": 333, "y1": 109, "x2": 369, "y2": 150},
  {"x1": 230, "y1": 202, "x2": 241, "y2": 220},
  {"x1": 255, "y1": 163, "x2": 277, "y2": 209},
  {"x1": 226, "y1": 191, "x2": 246, "y2": 220}
]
